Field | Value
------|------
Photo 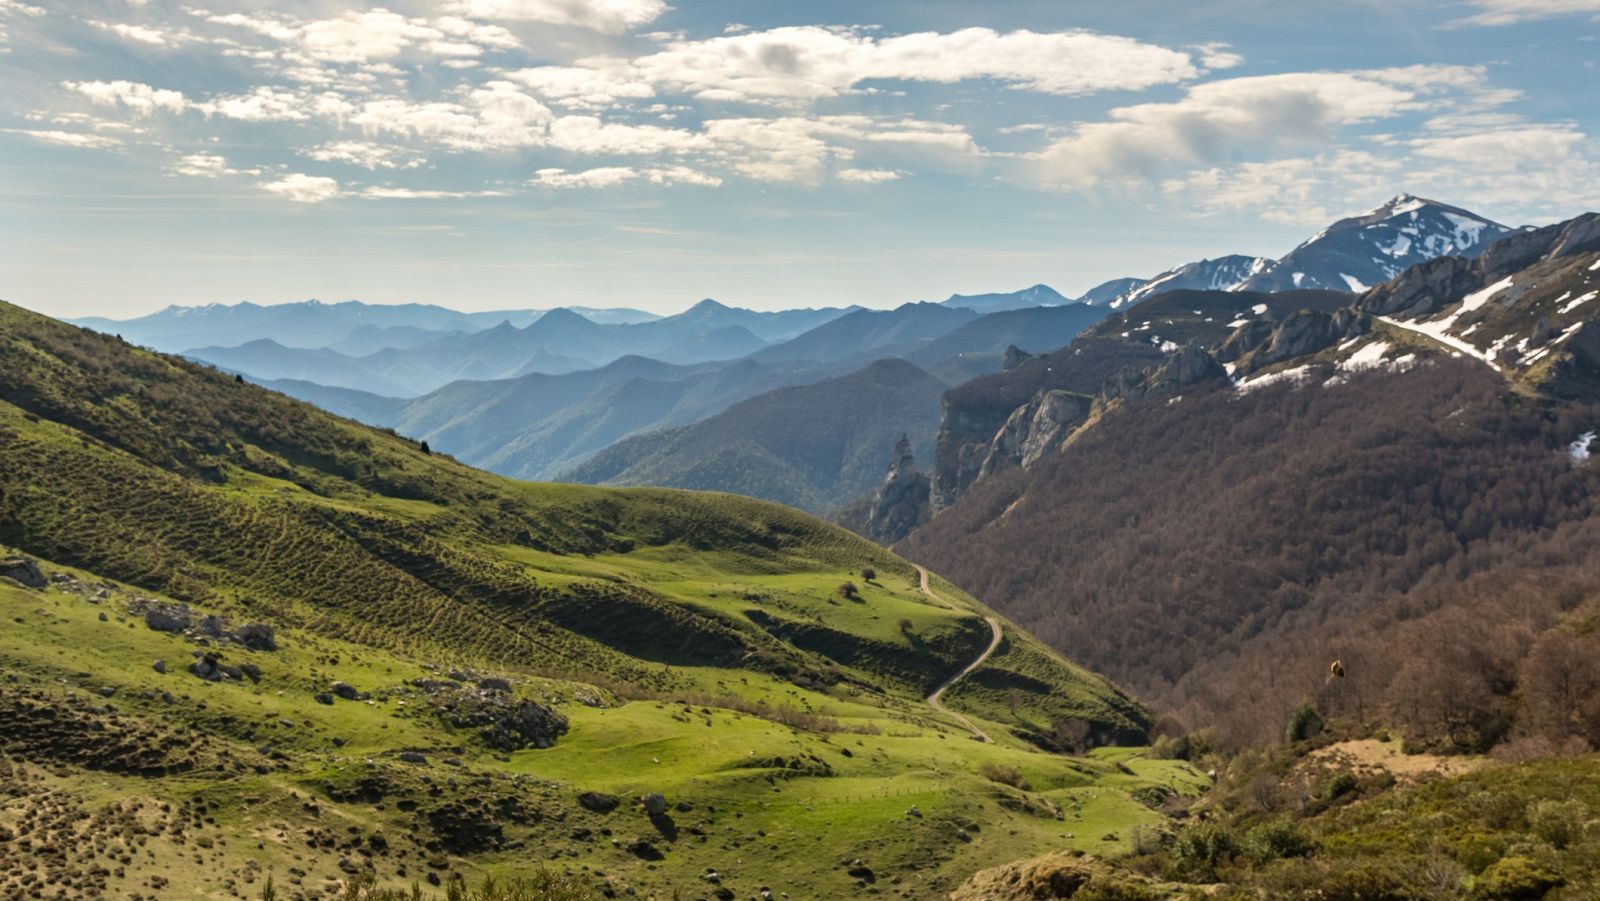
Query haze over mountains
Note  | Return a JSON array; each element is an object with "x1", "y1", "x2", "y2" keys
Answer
[{"x1": 69, "y1": 195, "x2": 1534, "y2": 519}]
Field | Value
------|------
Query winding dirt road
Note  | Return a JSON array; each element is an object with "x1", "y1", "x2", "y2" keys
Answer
[{"x1": 914, "y1": 564, "x2": 1003, "y2": 743}]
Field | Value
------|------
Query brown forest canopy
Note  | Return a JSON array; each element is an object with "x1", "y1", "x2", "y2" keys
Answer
[{"x1": 901, "y1": 360, "x2": 1600, "y2": 749}]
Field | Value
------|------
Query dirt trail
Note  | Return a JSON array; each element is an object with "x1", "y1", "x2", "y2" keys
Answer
[{"x1": 914, "y1": 564, "x2": 1002, "y2": 743}]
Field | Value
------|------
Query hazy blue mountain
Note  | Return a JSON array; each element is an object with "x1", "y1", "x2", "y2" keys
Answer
[
  {"x1": 940, "y1": 284, "x2": 1068, "y2": 313},
  {"x1": 905, "y1": 304, "x2": 1108, "y2": 369},
  {"x1": 750, "y1": 302, "x2": 980, "y2": 363},
  {"x1": 563, "y1": 358, "x2": 948, "y2": 514}
]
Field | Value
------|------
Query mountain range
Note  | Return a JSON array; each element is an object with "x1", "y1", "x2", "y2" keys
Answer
[{"x1": 893, "y1": 210, "x2": 1600, "y2": 755}]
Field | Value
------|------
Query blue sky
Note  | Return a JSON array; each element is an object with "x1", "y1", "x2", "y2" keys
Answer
[{"x1": 1, "y1": 0, "x2": 1597, "y2": 318}]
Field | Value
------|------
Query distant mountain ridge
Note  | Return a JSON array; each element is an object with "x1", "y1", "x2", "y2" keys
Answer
[
  {"x1": 563, "y1": 358, "x2": 949, "y2": 514},
  {"x1": 1090, "y1": 195, "x2": 1517, "y2": 309}
]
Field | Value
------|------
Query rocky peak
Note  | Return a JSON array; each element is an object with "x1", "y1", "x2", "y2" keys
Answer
[
  {"x1": 1002, "y1": 345, "x2": 1035, "y2": 371},
  {"x1": 855, "y1": 434, "x2": 932, "y2": 545}
]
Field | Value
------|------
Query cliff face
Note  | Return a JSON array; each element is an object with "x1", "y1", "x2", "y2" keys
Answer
[{"x1": 840, "y1": 434, "x2": 931, "y2": 545}]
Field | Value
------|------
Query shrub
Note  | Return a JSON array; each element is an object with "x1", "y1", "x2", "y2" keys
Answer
[
  {"x1": 898, "y1": 618, "x2": 914, "y2": 633},
  {"x1": 978, "y1": 761, "x2": 1030, "y2": 790},
  {"x1": 1286, "y1": 703, "x2": 1324, "y2": 743},
  {"x1": 1170, "y1": 824, "x2": 1238, "y2": 881},
  {"x1": 1242, "y1": 820, "x2": 1315, "y2": 863},
  {"x1": 1526, "y1": 799, "x2": 1587, "y2": 850},
  {"x1": 837, "y1": 581, "x2": 861, "y2": 601},
  {"x1": 861, "y1": 567, "x2": 876, "y2": 581},
  {"x1": 1326, "y1": 771, "x2": 1359, "y2": 802},
  {"x1": 311, "y1": 871, "x2": 598, "y2": 901},
  {"x1": 1473, "y1": 856, "x2": 1563, "y2": 899}
]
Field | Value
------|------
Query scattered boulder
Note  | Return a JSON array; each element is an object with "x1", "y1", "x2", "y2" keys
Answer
[
  {"x1": 641, "y1": 792, "x2": 668, "y2": 817},
  {"x1": 314, "y1": 692, "x2": 334, "y2": 705},
  {"x1": 476, "y1": 677, "x2": 511, "y2": 692},
  {"x1": 330, "y1": 681, "x2": 366, "y2": 701},
  {"x1": 236, "y1": 623, "x2": 277, "y2": 651},
  {"x1": 152, "y1": 660, "x2": 166, "y2": 674},
  {"x1": 627, "y1": 838, "x2": 663, "y2": 860},
  {"x1": 427, "y1": 686, "x2": 568, "y2": 751},
  {"x1": 0, "y1": 557, "x2": 46, "y2": 589},
  {"x1": 144, "y1": 605, "x2": 192, "y2": 634},
  {"x1": 579, "y1": 792, "x2": 621, "y2": 814},
  {"x1": 398, "y1": 751, "x2": 428, "y2": 765}
]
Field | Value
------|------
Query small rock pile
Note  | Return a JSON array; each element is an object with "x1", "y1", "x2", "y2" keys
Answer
[
  {"x1": 130, "y1": 599, "x2": 278, "y2": 651},
  {"x1": 410, "y1": 677, "x2": 569, "y2": 751}
]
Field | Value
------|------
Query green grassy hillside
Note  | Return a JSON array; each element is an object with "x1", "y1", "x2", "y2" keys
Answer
[{"x1": 0, "y1": 299, "x2": 1183, "y2": 898}]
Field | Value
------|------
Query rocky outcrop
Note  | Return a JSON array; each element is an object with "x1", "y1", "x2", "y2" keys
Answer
[
  {"x1": 856, "y1": 435, "x2": 931, "y2": 545},
  {"x1": 0, "y1": 557, "x2": 45, "y2": 589},
  {"x1": 1358, "y1": 255, "x2": 1477, "y2": 318},
  {"x1": 1001, "y1": 345, "x2": 1034, "y2": 371},
  {"x1": 1234, "y1": 308, "x2": 1369, "y2": 377},
  {"x1": 978, "y1": 390, "x2": 1091, "y2": 479}
]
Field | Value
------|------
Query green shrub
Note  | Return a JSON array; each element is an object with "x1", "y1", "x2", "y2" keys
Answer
[
  {"x1": 1326, "y1": 771, "x2": 1360, "y2": 802},
  {"x1": 1473, "y1": 856, "x2": 1563, "y2": 899},
  {"x1": 1286, "y1": 703, "x2": 1324, "y2": 743},
  {"x1": 307, "y1": 872, "x2": 598, "y2": 901},
  {"x1": 1525, "y1": 799, "x2": 1587, "y2": 850},
  {"x1": 1242, "y1": 820, "x2": 1315, "y2": 863},
  {"x1": 1075, "y1": 877, "x2": 1163, "y2": 901},
  {"x1": 1170, "y1": 824, "x2": 1238, "y2": 881}
]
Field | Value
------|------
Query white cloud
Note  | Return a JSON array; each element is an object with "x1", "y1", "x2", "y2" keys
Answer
[
  {"x1": 303, "y1": 140, "x2": 424, "y2": 170},
  {"x1": 531, "y1": 165, "x2": 720, "y2": 187},
  {"x1": 1454, "y1": 0, "x2": 1600, "y2": 25},
  {"x1": 533, "y1": 166, "x2": 642, "y2": 187},
  {"x1": 8, "y1": 128, "x2": 121, "y2": 149},
  {"x1": 348, "y1": 83, "x2": 554, "y2": 151},
  {"x1": 509, "y1": 26, "x2": 1200, "y2": 107},
  {"x1": 1161, "y1": 151, "x2": 1405, "y2": 225},
  {"x1": 548, "y1": 115, "x2": 704, "y2": 155},
  {"x1": 171, "y1": 152, "x2": 228, "y2": 176},
  {"x1": 1190, "y1": 42, "x2": 1243, "y2": 69},
  {"x1": 66, "y1": 80, "x2": 188, "y2": 115},
  {"x1": 260, "y1": 173, "x2": 340, "y2": 203},
  {"x1": 360, "y1": 186, "x2": 510, "y2": 199},
  {"x1": 446, "y1": 0, "x2": 667, "y2": 33},
  {"x1": 837, "y1": 168, "x2": 901, "y2": 183},
  {"x1": 198, "y1": 8, "x2": 518, "y2": 65},
  {"x1": 198, "y1": 86, "x2": 308, "y2": 122},
  {"x1": 1029, "y1": 67, "x2": 1485, "y2": 190}
]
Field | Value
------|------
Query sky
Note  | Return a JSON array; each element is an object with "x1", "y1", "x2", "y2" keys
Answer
[{"x1": 1, "y1": 0, "x2": 1598, "y2": 319}]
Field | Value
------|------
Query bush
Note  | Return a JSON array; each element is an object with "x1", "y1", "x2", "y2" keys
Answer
[
  {"x1": 1242, "y1": 820, "x2": 1315, "y2": 863},
  {"x1": 978, "y1": 761, "x2": 1030, "y2": 790},
  {"x1": 1286, "y1": 703, "x2": 1325, "y2": 743},
  {"x1": 1526, "y1": 799, "x2": 1587, "y2": 850},
  {"x1": 1170, "y1": 824, "x2": 1238, "y2": 881},
  {"x1": 305, "y1": 872, "x2": 598, "y2": 901},
  {"x1": 1473, "y1": 856, "x2": 1563, "y2": 899},
  {"x1": 1326, "y1": 771, "x2": 1359, "y2": 802},
  {"x1": 837, "y1": 581, "x2": 861, "y2": 601},
  {"x1": 861, "y1": 567, "x2": 876, "y2": 581}
]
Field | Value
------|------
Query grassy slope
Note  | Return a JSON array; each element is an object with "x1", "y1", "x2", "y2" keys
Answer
[{"x1": 0, "y1": 299, "x2": 1182, "y2": 898}]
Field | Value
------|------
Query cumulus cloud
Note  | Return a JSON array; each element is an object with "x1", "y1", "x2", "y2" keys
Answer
[
  {"x1": 1453, "y1": 0, "x2": 1600, "y2": 25},
  {"x1": 445, "y1": 0, "x2": 667, "y2": 33},
  {"x1": 260, "y1": 173, "x2": 340, "y2": 203},
  {"x1": 507, "y1": 26, "x2": 1201, "y2": 107},
  {"x1": 1029, "y1": 67, "x2": 1490, "y2": 190},
  {"x1": 197, "y1": 8, "x2": 518, "y2": 65},
  {"x1": 67, "y1": 80, "x2": 188, "y2": 115}
]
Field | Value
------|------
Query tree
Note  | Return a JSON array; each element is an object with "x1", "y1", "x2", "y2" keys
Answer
[
  {"x1": 837, "y1": 582, "x2": 860, "y2": 601},
  {"x1": 420, "y1": 440, "x2": 431, "y2": 455},
  {"x1": 1518, "y1": 630, "x2": 1600, "y2": 744},
  {"x1": 861, "y1": 567, "x2": 877, "y2": 582}
]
